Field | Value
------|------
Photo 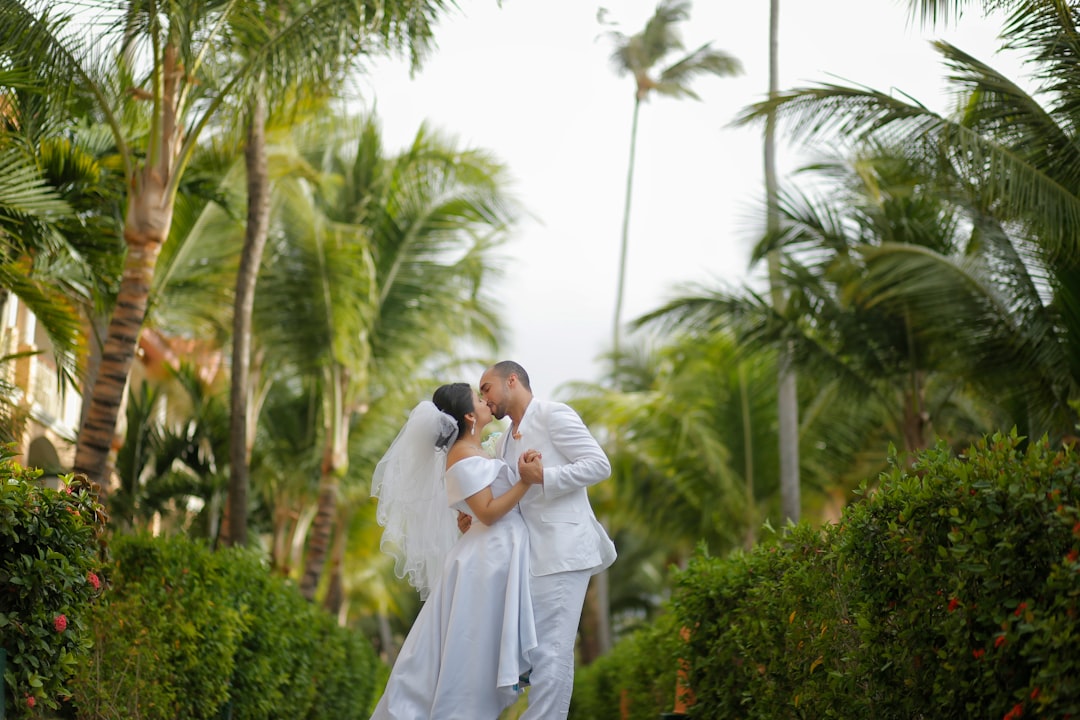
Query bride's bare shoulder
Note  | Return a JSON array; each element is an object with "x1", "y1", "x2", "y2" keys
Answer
[{"x1": 445, "y1": 450, "x2": 491, "y2": 470}]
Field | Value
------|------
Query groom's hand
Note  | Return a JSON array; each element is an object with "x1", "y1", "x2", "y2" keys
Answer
[{"x1": 518, "y1": 450, "x2": 544, "y2": 486}]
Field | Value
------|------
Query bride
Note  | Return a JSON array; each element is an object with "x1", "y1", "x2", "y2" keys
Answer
[{"x1": 369, "y1": 382, "x2": 540, "y2": 719}]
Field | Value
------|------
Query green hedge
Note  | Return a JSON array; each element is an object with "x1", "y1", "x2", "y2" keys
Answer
[
  {"x1": 836, "y1": 432, "x2": 1080, "y2": 719},
  {"x1": 1, "y1": 449, "x2": 107, "y2": 718},
  {"x1": 671, "y1": 521, "x2": 857, "y2": 718},
  {"x1": 570, "y1": 613, "x2": 682, "y2": 720},
  {"x1": 69, "y1": 534, "x2": 379, "y2": 720},
  {"x1": 572, "y1": 432, "x2": 1080, "y2": 718}
]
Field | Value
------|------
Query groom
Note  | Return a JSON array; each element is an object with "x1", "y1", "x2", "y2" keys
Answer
[{"x1": 478, "y1": 360, "x2": 617, "y2": 719}]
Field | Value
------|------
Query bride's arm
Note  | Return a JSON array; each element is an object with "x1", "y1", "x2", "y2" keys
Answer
[{"x1": 463, "y1": 455, "x2": 541, "y2": 525}]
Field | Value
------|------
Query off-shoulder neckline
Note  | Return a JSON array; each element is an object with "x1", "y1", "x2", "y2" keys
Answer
[{"x1": 446, "y1": 454, "x2": 498, "y2": 471}]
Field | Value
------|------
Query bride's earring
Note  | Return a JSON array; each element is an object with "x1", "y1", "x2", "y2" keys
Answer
[{"x1": 471, "y1": 420, "x2": 476, "y2": 436}]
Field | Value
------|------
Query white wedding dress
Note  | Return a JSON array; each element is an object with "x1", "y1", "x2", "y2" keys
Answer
[{"x1": 370, "y1": 456, "x2": 536, "y2": 720}]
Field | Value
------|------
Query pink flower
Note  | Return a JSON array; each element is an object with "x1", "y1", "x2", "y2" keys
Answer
[
  {"x1": 87, "y1": 572, "x2": 101, "y2": 590},
  {"x1": 54, "y1": 614, "x2": 68, "y2": 632},
  {"x1": 26, "y1": 696, "x2": 36, "y2": 708}
]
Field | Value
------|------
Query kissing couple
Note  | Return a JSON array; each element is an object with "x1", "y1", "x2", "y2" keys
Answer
[{"x1": 369, "y1": 361, "x2": 616, "y2": 720}]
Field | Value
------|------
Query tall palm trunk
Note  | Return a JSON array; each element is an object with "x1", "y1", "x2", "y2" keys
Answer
[
  {"x1": 301, "y1": 461, "x2": 341, "y2": 601},
  {"x1": 613, "y1": 97, "x2": 642, "y2": 359},
  {"x1": 587, "y1": 91, "x2": 644, "y2": 661},
  {"x1": 74, "y1": 178, "x2": 173, "y2": 486},
  {"x1": 765, "y1": 0, "x2": 800, "y2": 524},
  {"x1": 73, "y1": 44, "x2": 184, "y2": 488},
  {"x1": 902, "y1": 367, "x2": 929, "y2": 453},
  {"x1": 322, "y1": 513, "x2": 348, "y2": 618},
  {"x1": 225, "y1": 90, "x2": 271, "y2": 547},
  {"x1": 739, "y1": 364, "x2": 756, "y2": 547},
  {"x1": 300, "y1": 366, "x2": 350, "y2": 600}
]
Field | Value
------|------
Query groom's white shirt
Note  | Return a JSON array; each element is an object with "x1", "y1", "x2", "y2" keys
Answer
[{"x1": 497, "y1": 398, "x2": 617, "y2": 576}]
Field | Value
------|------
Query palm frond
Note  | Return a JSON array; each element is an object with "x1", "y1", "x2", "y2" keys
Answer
[
  {"x1": 656, "y1": 42, "x2": 743, "y2": 99},
  {"x1": 935, "y1": 40, "x2": 1080, "y2": 191},
  {"x1": 857, "y1": 242, "x2": 1075, "y2": 430},
  {"x1": 0, "y1": 259, "x2": 83, "y2": 375},
  {"x1": 0, "y1": 147, "x2": 72, "y2": 227}
]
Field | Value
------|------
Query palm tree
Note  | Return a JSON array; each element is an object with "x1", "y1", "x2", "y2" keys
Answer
[
  {"x1": 0, "y1": 142, "x2": 79, "y2": 377},
  {"x1": 734, "y1": 0, "x2": 1080, "y2": 438},
  {"x1": 0, "y1": 95, "x2": 126, "y2": 442},
  {"x1": 763, "y1": 0, "x2": 802, "y2": 525},
  {"x1": 223, "y1": 0, "x2": 449, "y2": 548},
  {"x1": 111, "y1": 362, "x2": 230, "y2": 535},
  {"x1": 638, "y1": 147, "x2": 1019, "y2": 476},
  {"x1": 0, "y1": 0, "x2": 447, "y2": 489},
  {"x1": 247, "y1": 113, "x2": 519, "y2": 600},
  {"x1": 0, "y1": 119, "x2": 122, "y2": 385},
  {"x1": 573, "y1": 333, "x2": 779, "y2": 554},
  {"x1": 603, "y1": 0, "x2": 741, "y2": 359}
]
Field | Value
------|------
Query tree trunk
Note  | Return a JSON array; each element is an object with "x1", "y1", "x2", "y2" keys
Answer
[
  {"x1": 73, "y1": 193, "x2": 172, "y2": 487},
  {"x1": 300, "y1": 368, "x2": 349, "y2": 600},
  {"x1": 301, "y1": 474, "x2": 338, "y2": 600},
  {"x1": 225, "y1": 90, "x2": 271, "y2": 547},
  {"x1": 902, "y1": 370, "x2": 929, "y2": 453},
  {"x1": 322, "y1": 514, "x2": 348, "y2": 618},
  {"x1": 765, "y1": 0, "x2": 801, "y2": 525},
  {"x1": 378, "y1": 609, "x2": 397, "y2": 664},
  {"x1": 613, "y1": 98, "x2": 642, "y2": 360},
  {"x1": 78, "y1": 312, "x2": 107, "y2": 439},
  {"x1": 578, "y1": 571, "x2": 612, "y2": 664},
  {"x1": 73, "y1": 42, "x2": 183, "y2": 489},
  {"x1": 739, "y1": 364, "x2": 756, "y2": 548}
]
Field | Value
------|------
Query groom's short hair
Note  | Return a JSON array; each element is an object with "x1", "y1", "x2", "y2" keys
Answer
[{"x1": 491, "y1": 360, "x2": 531, "y2": 392}]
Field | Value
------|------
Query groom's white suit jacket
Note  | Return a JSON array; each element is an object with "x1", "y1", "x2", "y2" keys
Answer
[{"x1": 497, "y1": 398, "x2": 617, "y2": 577}]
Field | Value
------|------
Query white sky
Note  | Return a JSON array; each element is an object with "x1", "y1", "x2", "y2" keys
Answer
[{"x1": 355, "y1": 0, "x2": 1021, "y2": 397}]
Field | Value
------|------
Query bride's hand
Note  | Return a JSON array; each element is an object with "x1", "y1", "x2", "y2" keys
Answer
[
  {"x1": 518, "y1": 450, "x2": 543, "y2": 486},
  {"x1": 457, "y1": 510, "x2": 471, "y2": 533}
]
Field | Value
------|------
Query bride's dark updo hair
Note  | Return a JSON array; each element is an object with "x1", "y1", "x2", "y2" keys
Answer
[{"x1": 432, "y1": 383, "x2": 474, "y2": 444}]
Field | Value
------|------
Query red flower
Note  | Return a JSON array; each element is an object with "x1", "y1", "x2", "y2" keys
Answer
[
  {"x1": 26, "y1": 696, "x2": 36, "y2": 708},
  {"x1": 948, "y1": 597, "x2": 960, "y2": 612},
  {"x1": 54, "y1": 614, "x2": 68, "y2": 632},
  {"x1": 87, "y1": 572, "x2": 101, "y2": 590},
  {"x1": 1068, "y1": 549, "x2": 1079, "y2": 564},
  {"x1": 1030, "y1": 687, "x2": 1040, "y2": 700},
  {"x1": 1073, "y1": 521, "x2": 1080, "y2": 536},
  {"x1": 972, "y1": 648, "x2": 985, "y2": 660},
  {"x1": 994, "y1": 635, "x2": 1007, "y2": 649},
  {"x1": 1003, "y1": 702, "x2": 1024, "y2": 720},
  {"x1": 1014, "y1": 602, "x2": 1027, "y2": 617}
]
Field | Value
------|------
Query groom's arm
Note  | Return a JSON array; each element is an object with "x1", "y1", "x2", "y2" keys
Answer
[{"x1": 528, "y1": 402, "x2": 610, "y2": 499}]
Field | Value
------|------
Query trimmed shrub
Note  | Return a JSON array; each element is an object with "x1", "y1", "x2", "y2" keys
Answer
[
  {"x1": 669, "y1": 523, "x2": 857, "y2": 719},
  {"x1": 69, "y1": 533, "x2": 380, "y2": 719},
  {"x1": 570, "y1": 612, "x2": 682, "y2": 720},
  {"x1": 838, "y1": 432, "x2": 1080, "y2": 719},
  {"x1": 70, "y1": 533, "x2": 243, "y2": 719},
  {"x1": 220, "y1": 550, "x2": 320, "y2": 720},
  {"x1": 305, "y1": 609, "x2": 378, "y2": 720},
  {"x1": 581, "y1": 432, "x2": 1080, "y2": 718},
  {"x1": 1, "y1": 449, "x2": 106, "y2": 718}
]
